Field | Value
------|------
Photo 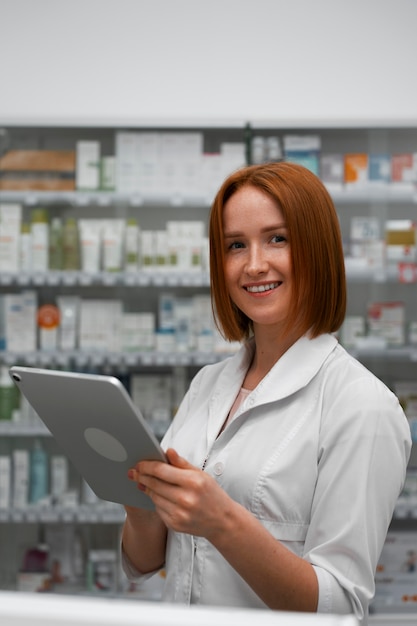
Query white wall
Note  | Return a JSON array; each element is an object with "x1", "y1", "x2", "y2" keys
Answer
[{"x1": 1, "y1": 0, "x2": 417, "y2": 126}]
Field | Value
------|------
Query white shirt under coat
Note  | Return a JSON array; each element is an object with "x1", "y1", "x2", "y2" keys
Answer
[{"x1": 123, "y1": 333, "x2": 411, "y2": 624}]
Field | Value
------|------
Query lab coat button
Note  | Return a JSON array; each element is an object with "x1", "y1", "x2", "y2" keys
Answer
[{"x1": 214, "y1": 462, "x2": 224, "y2": 476}]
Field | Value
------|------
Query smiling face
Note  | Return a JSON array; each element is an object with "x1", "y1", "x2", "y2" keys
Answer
[
  {"x1": 210, "y1": 162, "x2": 346, "y2": 343},
  {"x1": 223, "y1": 185, "x2": 293, "y2": 337}
]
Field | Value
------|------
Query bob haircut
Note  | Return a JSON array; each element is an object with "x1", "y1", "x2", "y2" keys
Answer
[{"x1": 209, "y1": 161, "x2": 346, "y2": 343}]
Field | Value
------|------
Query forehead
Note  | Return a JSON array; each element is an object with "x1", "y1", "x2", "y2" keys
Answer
[{"x1": 223, "y1": 185, "x2": 283, "y2": 229}]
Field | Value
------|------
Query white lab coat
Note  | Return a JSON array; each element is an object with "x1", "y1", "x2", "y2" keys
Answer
[{"x1": 124, "y1": 334, "x2": 411, "y2": 624}]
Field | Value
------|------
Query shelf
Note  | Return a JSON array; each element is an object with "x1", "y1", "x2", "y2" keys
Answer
[
  {"x1": 0, "y1": 189, "x2": 213, "y2": 208},
  {"x1": 0, "y1": 349, "x2": 231, "y2": 369},
  {"x1": 348, "y1": 346, "x2": 417, "y2": 361},
  {"x1": 0, "y1": 503, "x2": 124, "y2": 524},
  {"x1": 330, "y1": 185, "x2": 417, "y2": 204},
  {"x1": 1, "y1": 185, "x2": 417, "y2": 207},
  {"x1": 0, "y1": 499, "x2": 413, "y2": 525},
  {"x1": 0, "y1": 265, "x2": 414, "y2": 286},
  {"x1": 394, "y1": 500, "x2": 417, "y2": 520},
  {"x1": 0, "y1": 270, "x2": 210, "y2": 288},
  {"x1": 344, "y1": 262, "x2": 404, "y2": 284},
  {"x1": 0, "y1": 421, "x2": 50, "y2": 437},
  {"x1": 1, "y1": 346, "x2": 416, "y2": 371}
]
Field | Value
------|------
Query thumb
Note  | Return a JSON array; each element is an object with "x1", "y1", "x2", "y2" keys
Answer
[{"x1": 165, "y1": 448, "x2": 194, "y2": 469}]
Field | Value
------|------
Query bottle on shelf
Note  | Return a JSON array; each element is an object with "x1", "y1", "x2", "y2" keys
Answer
[
  {"x1": 31, "y1": 208, "x2": 49, "y2": 272},
  {"x1": 49, "y1": 217, "x2": 63, "y2": 270},
  {"x1": 124, "y1": 217, "x2": 140, "y2": 272},
  {"x1": 62, "y1": 217, "x2": 80, "y2": 271},
  {"x1": 29, "y1": 438, "x2": 49, "y2": 504},
  {"x1": 19, "y1": 222, "x2": 32, "y2": 272}
]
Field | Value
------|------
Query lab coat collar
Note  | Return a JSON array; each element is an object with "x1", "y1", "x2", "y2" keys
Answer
[
  {"x1": 217, "y1": 333, "x2": 338, "y2": 406},
  {"x1": 205, "y1": 333, "x2": 338, "y2": 453},
  {"x1": 255, "y1": 333, "x2": 338, "y2": 403}
]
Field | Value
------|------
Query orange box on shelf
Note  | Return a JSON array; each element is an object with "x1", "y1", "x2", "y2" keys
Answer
[
  {"x1": 344, "y1": 153, "x2": 369, "y2": 184},
  {"x1": 0, "y1": 177, "x2": 75, "y2": 191},
  {"x1": 0, "y1": 150, "x2": 76, "y2": 172}
]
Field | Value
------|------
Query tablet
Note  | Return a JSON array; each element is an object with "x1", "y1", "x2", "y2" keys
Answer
[{"x1": 9, "y1": 365, "x2": 167, "y2": 509}]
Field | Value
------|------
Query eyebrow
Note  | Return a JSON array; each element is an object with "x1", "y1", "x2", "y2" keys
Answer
[{"x1": 223, "y1": 223, "x2": 287, "y2": 238}]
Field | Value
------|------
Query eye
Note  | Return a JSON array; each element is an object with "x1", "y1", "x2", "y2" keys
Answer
[
  {"x1": 228, "y1": 241, "x2": 245, "y2": 250},
  {"x1": 271, "y1": 234, "x2": 287, "y2": 244}
]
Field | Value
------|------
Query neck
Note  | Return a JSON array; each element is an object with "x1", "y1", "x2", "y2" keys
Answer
[{"x1": 243, "y1": 328, "x2": 301, "y2": 390}]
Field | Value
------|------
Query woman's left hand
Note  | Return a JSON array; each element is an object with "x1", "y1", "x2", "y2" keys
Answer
[{"x1": 128, "y1": 448, "x2": 232, "y2": 541}]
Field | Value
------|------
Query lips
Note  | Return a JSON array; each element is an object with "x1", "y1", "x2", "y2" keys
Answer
[{"x1": 245, "y1": 282, "x2": 280, "y2": 293}]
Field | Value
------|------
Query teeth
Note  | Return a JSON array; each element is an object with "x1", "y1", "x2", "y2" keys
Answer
[{"x1": 246, "y1": 282, "x2": 279, "y2": 293}]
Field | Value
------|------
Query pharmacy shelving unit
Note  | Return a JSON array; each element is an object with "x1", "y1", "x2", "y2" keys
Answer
[{"x1": 0, "y1": 123, "x2": 417, "y2": 616}]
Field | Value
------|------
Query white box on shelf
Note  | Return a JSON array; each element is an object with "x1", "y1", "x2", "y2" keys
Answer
[
  {"x1": 0, "y1": 456, "x2": 11, "y2": 509},
  {"x1": 201, "y1": 152, "x2": 223, "y2": 199},
  {"x1": 21, "y1": 290, "x2": 38, "y2": 352},
  {"x1": 50, "y1": 455, "x2": 69, "y2": 501},
  {"x1": 121, "y1": 313, "x2": 155, "y2": 352},
  {"x1": 159, "y1": 133, "x2": 183, "y2": 195},
  {"x1": 100, "y1": 156, "x2": 116, "y2": 191},
  {"x1": 136, "y1": 132, "x2": 160, "y2": 195},
  {"x1": 350, "y1": 217, "x2": 380, "y2": 243},
  {"x1": 131, "y1": 374, "x2": 172, "y2": 423},
  {"x1": 0, "y1": 203, "x2": 22, "y2": 272},
  {"x1": 116, "y1": 132, "x2": 160, "y2": 194},
  {"x1": 220, "y1": 142, "x2": 246, "y2": 179},
  {"x1": 320, "y1": 154, "x2": 344, "y2": 191},
  {"x1": 341, "y1": 316, "x2": 365, "y2": 348},
  {"x1": 115, "y1": 132, "x2": 138, "y2": 193},
  {"x1": 79, "y1": 299, "x2": 123, "y2": 352},
  {"x1": 367, "y1": 301, "x2": 405, "y2": 346},
  {"x1": 138, "y1": 313, "x2": 156, "y2": 351},
  {"x1": 76, "y1": 141, "x2": 100, "y2": 190},
  {"x1": 12, "y1": 449, "x2": 29, "y2": 508},
  {"x1": 1, "y1": 291, "x2": 37, "y2": 353}
]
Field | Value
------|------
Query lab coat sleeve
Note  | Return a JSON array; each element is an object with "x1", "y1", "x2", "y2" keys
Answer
[
  {"x1": 304, "y1": 373, "x2": 411, "y2": 620},
  {"x1": 121, "y1": 543, "x2": 161, "y2": 582}
]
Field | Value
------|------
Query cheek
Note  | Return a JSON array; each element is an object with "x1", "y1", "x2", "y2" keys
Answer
[
  {"x1": 223, "y1": 262, "x2": 242, "y2": 304},
  {"x1": 280, "y1": 252, "x2": 293, "y2": 276},
  {"x1": 224, "y1": 258, "x2": 238, "y2": 284}
]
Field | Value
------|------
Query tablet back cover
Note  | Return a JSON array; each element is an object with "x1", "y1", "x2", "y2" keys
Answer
[{"x1": 9, "y1": 366, "x2": 166, "y2": 509}]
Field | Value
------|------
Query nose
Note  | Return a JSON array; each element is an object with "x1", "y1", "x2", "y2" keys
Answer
[{"x1": 245, "y1": 243, "x2": 269, "y2": 275}]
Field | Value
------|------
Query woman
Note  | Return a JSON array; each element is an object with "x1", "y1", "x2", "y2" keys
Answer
[{"x1": 122, "y1": 162, "x2": 411, "y2": 623}]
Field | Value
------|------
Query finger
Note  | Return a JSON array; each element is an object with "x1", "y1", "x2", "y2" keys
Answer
[
  {"x1": 127, "y1": 468, "x2": 138, "y2": 481},
  {"x1": 165, "y1": 448, "x2": 194, "y2": 469}
]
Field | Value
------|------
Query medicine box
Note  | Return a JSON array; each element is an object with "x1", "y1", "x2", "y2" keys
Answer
[
  {"x1": 283, "y1": 135, "x2": 321, "y2": 176},
  {"x1": 76, "y1": 141, "x2": 100, "y2": 190},
  {"x1": 367, "y1": 301, "x2": 405, "y2": 346},
  {"x1": 344, "y1": 153, "x2": 368, "y2": 186}
]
